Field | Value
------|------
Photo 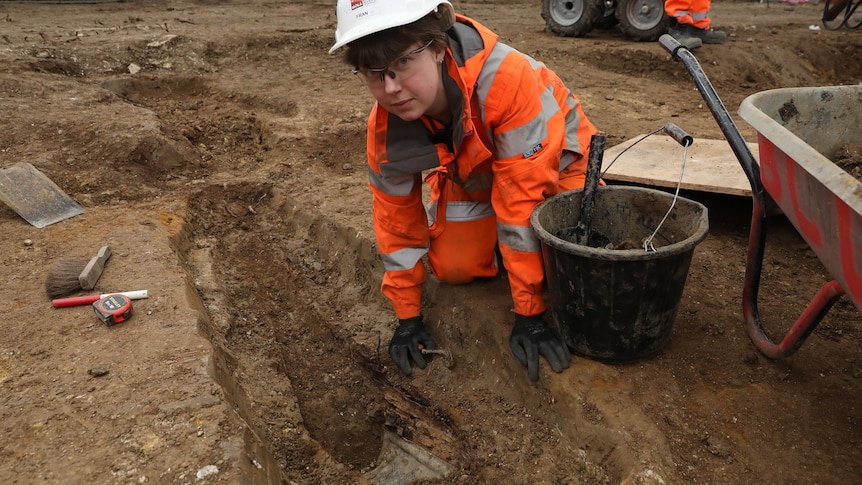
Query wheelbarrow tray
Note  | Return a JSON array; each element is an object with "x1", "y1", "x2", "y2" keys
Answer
[{"x1": 738, "y1": 85, "x2": 862, "y2": 312}]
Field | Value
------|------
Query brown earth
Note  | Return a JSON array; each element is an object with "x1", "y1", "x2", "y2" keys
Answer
[{"x1": 1, "y1": 1, "x2": 862, "y2": 484}]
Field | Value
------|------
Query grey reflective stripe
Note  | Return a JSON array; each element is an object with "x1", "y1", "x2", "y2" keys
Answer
[
  {"x1": 474, "y1": 44, "x2": 505, "y2": 128},
  {"x1": 564, "y1": 95, "x2": 584, "y2": 155},
  {"x1": 426, "y1": 199, "x2": 438, "y2": 225},
  {"x1": 427, "y1": 199, "x2": 494, "y2": 226},
  {"x1": 559, "y1": 151, "x2": 575, "y2": 171},
  {"x1": 495, "y1": 90, "x2": 553, "y2": 159},
  {"x1": 381, "y1": 246, "x2": 428, "y2": 272},
  {"x1": 498, "y1": 222, "x2": 541, "y2": 252},
  {"x1": 476, "y1": 42, "x2": 557, "y2": 161},
  {"x1": 672, "y1": 10, "x2": 708, "y2": 21},
  {"x1": 368, "y1": 168, "x2": 417, "y2": 196},
  {"x1": 475, "y1": 42, "x2": 544, "y2": 129},
  {"x1": 445, "y1": 201, "x2": 495, "y2": 222}
]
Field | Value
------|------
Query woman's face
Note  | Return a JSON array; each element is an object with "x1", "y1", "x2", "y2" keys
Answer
[{"x1": 357, "y1": 41, "x2": 447, "y2": 122}]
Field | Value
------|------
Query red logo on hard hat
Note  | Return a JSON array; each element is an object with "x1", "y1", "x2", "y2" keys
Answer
[{"x1": 351, "y1": 0, "x2": 363, "y2": 9}]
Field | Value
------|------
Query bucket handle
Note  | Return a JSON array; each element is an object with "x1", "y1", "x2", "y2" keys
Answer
[
  {"x1": 644, "y1": 123, "x2": 693, "y2": 251},
  {"x1": 600, "y1": 123, "x2": 695, "y2": 252}
]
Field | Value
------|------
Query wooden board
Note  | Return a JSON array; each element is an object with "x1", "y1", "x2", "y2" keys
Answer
[{"x1": 600, "y1": 135, "x2": 758, "y2": 197}]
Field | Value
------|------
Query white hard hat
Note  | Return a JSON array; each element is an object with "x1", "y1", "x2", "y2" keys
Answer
[{"x1": 329, "y1": 0, "x2": 456, "y2": 54}]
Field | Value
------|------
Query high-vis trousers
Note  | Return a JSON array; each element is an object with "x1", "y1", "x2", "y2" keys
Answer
[
  {"x1": 664, "y1": 0, "x2": 713, "y2": 30},
  {"x1": 425, "y1": 170, "x2": 499, "y2": 285},
  {"x1": 423, "y1": 166, "x2": 589, "y2": 286}
]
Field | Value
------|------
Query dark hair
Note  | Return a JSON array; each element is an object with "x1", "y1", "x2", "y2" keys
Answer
[{"x1": 344, "y1": 13, "x2": 449, "y2": 70}]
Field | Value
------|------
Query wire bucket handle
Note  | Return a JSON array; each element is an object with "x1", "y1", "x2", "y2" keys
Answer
[{"x1": 601, "y1": 122, "x2": 694, "y2": 252}]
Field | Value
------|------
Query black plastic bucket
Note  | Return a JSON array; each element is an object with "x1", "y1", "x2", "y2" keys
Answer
[{"x1": 530, "y1": 186, "x2": 709, "y2": 362}]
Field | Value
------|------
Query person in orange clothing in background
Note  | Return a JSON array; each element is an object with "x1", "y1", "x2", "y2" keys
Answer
[
  {"x1": 665, "y1": 0, "x2": 727, "y2": 48},
  {"x1": 329, "y1": 0, "x2": 600, "y2": 381}
]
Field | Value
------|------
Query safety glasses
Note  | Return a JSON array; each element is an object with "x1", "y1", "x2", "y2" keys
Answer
[{"x1": 352, "y1": 39, "x2": 434, "y2": 88}]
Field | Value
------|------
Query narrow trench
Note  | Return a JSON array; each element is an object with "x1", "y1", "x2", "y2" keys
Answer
[
  {"x1": 100, "y1": 70, "x2": 469, "y2": 482},
  {"x1": 172, "y1": 181, "x2": 464, "y2": 483}
]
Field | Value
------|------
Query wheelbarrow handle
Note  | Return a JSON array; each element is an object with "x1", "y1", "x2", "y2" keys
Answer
[{"x1": 658, "y1": 33, "x2": 763, "y2": 196}]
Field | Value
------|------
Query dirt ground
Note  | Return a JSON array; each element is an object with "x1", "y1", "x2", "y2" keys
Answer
[{"x1": 1, "y1": 0, "x2": 861, "y2": 483}]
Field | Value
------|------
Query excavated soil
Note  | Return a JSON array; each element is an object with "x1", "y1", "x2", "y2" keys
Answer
[{"x1": 2, "y1": 1, "x2": 862, "y2": 484}]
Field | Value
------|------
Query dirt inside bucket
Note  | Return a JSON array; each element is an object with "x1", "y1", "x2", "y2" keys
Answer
[
  {"x1": 554, "y1": 226, "x2": 643, "y2": 250},
  {"x1": 545, "y1": 186, "x2": 693, "y2": 252}
]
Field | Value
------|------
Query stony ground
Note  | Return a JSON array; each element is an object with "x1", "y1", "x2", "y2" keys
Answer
[{"x1": 1, "y1": 1, "x2": 861, "y2": 484}]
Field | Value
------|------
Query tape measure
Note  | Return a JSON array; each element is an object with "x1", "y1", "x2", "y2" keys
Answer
[{"x1": 92, "y1": 294, "x2": 133, "y2": 326}]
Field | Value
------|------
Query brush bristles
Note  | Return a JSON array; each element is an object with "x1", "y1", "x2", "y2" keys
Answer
[{"x1": 45, "y1": 257, "x2": 90, "y2": 299}]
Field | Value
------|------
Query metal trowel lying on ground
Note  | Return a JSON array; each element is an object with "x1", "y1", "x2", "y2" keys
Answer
[{"x1": 0, "y1": 162, "x2": 84, "y2": 228}]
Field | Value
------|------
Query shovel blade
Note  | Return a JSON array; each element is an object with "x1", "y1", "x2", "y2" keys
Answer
[{"x1": 0, "y1": 162, "x2": 84, "y2": 228}]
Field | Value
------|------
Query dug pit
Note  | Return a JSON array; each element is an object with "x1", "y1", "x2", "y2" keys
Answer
[{"x1": 2, "y1": 2, "x2": 862, "y2": 484}]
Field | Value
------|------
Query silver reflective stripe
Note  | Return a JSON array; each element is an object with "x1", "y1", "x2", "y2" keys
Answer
[
  {"x1": 426, "y1": 199, "x2": 438, "y2": 225},
  {"x1": 498, "y1": 222, "x2": 541, "y2": 252},
  {"x1": 495, "y1": 99, "x2": 551, "y2": 160},
  {"x1": 475, "y1": 43, "x2": 507, "y2": 118},
  {"x1": 445, "y1": 201, "x2": 495, "y2": 222},
  {"x1": 475, "y1": 42, "x2": 539, "y2": 131},
  {"x1": 559, "y1": 151, "x2": 575, "y2": 171},
  {"x1": 564, "y1": 95, "x2": 584, "y2": 154},
  {"x1": 476, "y1": 42, "x2": 557, "y2": 161},
  {"x1": 368, "y1": 168, "x2": 416, "y2": 196},
  {"x1": 381, "y1": 246, "x2": 428, "y2": 272},
  {"x1": 672, "y1": 10, "x2": 708, "y2": 21},
  {"x1": 427, "y1": 199, "x2": 494, "y2": 226}
]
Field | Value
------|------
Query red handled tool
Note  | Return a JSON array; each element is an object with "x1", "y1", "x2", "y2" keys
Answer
[{"x1": 52, "y1": 290, "x2": 148, "y2": 308}]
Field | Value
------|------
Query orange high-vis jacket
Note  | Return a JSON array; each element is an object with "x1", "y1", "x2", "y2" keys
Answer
[{"x1": 366, "y1": 15, "x2": 599, "y2": 320}]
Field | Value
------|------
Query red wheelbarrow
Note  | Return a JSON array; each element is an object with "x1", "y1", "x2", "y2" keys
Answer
[{"x1": 659, "y1": 35, "x2": 862, "y2": 358}]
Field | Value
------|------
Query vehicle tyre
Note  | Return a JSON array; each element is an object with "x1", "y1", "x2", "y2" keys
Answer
[
  {"x1": 541, "y1": 0, "x2": 604, "y2": 37},
  {"x1": 615, "y1": 0, "x2": 671, "y2": 41}
]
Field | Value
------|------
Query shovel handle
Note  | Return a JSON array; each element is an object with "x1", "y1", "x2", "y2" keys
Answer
[{"x1": 576, "y1": 133, "x2": 607, "y2": 244}]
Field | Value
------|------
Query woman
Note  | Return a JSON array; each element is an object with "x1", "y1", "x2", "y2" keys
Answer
[{"x1": 330, "y1": 0, "x2": 600, "y2": 381}]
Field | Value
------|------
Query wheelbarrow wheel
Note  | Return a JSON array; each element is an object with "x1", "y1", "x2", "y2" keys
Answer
[
  {"x1": 541, "y1": 0, "x2": 604, "y2": 37},
  {"x1": 616, "y1": 0, "x2": 671, "y2": 41}
]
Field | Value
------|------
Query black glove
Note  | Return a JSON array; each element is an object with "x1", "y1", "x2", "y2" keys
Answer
[
  {"x1": 509, "y1": 313, "x2": 571, "y2": 382},
  {"x1": 388, "y1": 316, "x2": 437, "y2": 376}
]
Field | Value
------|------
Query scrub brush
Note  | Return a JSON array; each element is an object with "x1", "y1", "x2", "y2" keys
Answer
[{"x1": 45, "y1": 245, "x2": 112, "y2": 299}]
